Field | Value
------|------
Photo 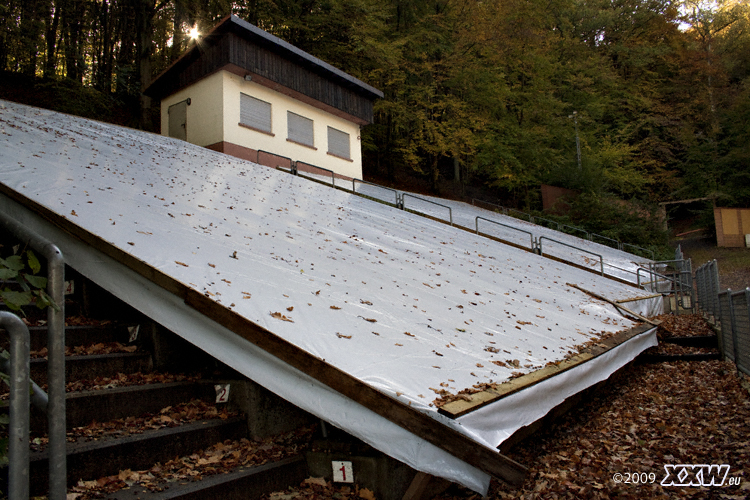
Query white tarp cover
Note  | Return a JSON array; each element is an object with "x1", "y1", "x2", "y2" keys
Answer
[
  {"x1": 345, "y1": 179, "x2": 654, "y2": 284},
  {"x1": 0, "y1": 101, "x2": 659, "y2": 493}
]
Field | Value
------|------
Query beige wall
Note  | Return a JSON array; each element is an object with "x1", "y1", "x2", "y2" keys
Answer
[
  {"x1": 222, "y1": 71, "x2": 363, "y2": 179},
  {"x1": 160, "y1": 70, "x2": 364, "y2": 179},
  {"x1": 160, "y1": 71, "x2": 224, "y2": 147}
]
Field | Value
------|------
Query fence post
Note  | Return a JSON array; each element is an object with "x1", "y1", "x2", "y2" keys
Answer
[
  {"x1": 740, "y1": 290, "x2": 750, "y2": 376},
  {"x1": 2, "y1": 312, "x2": 30, "y2": 500}
]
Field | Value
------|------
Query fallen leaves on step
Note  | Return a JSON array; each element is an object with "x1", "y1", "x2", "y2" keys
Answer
[
  {"x1": 30, "y1": 341, "x2": 138, "y2": 358},
  {"x1": 30, "y1": 399, "x2": 235, "y2": 451},
  {"x1": 67, "y1": 426, "x2": 316, "y2": 499}
]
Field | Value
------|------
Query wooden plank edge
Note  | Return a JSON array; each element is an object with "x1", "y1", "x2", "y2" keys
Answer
[
  {"x1": 615, "y1": 293, "x2": 663, "y2": 304},
  {"x1": 438, "y1": 323, "x2": 655, "y2": 419},
  {"x1": 566, "y1": 282, "x2": 661, "y2": 326},
  {"x1": 184, "y1": 291, "x2": 528, "y2": 486},
  {"x1": 0, "y1": 184, "x2": 528, "y2": 486}
]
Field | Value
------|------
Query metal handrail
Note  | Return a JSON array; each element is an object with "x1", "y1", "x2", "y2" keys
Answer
[
  {"x1": 256, "y1": 150, "x2": 294, "y2": 172},
  {"x1": 1, "y1": 312, "x2": 30, "y2": 500},
  {"x1": 0, "y1": 212, "x2": 66, "y2": 500},
  {"x1": 352, "y1": 179, "x2": 400, "y2": 206},
  {"x1": 538, "y1": 236, "x2": 604, "y2": 275},
  {"x1": 402, "y1": 194, "x2": 453, "y2": 225},
  {"x1": 534, "y1": 216, "x2": 561, "y2": 231},
  {"x1": 471, "y1": 197, "x2": 655, "y2": 262},
  {"x1": 475, "y1": 216, "x2": 534, "y2": 251},
  {"x1": 591, "y1": 233, "x2": 620, "y2": 250},
  {"x1": 296, "y1": 161, "x2": 336, "y2": 186},
  {"x1": 506, "y1": 207, "x2": 534, "y2": 223},
  {"x1": 622, "y1": 242, "x2": 655, "y2": 261},
  {"x1": 558, "y1": 223, "x2": 590, "y2": 240},
  {"x1": 602, "y1": 261, "x2": 638, "y2": 279}
]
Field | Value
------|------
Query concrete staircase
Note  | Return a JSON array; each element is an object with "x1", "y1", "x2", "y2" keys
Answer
[{"x1": 1, "y1": 273, "x2": 315, "y2": 498}]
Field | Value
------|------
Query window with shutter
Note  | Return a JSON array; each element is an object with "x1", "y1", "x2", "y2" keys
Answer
[
  {"x1": 239, "y1": 94, "x2": 272, "y2": 134},
  {"x1": 287, "y1": 112, "x2": 315, "y2": 148},
  {"x1": 327, "y1": 127, "x2": 351, "y2": 160}
]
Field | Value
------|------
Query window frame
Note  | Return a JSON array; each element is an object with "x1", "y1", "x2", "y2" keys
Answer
[{"x1": 239, "y1": 93, "x2": 274, "y2": 136}]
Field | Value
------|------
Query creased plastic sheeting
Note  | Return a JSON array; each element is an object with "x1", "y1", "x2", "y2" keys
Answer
[
  {"x1": 616, "y1": 296, "x2": 663, "y2": 319},
  {"x1": 0, "y1": 192, "x2": 492, "y2": 494},
  {"x1": 456, "y1": 328, "x2": 658, "y2": 450}
]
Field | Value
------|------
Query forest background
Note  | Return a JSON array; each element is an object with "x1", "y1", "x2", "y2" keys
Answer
[{"x1": 1, "y1": 0, "x2": 749, "y2": 251}]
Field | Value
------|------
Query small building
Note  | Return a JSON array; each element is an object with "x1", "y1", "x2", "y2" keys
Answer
[
  {"x1": 714, "y1": 207, "x2": 750, "y2": 247},
  {"x1": 145, "y1": 15, "x2": 383, "y2": 180}
]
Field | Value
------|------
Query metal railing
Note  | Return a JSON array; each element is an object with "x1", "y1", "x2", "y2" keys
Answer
[
  {"x1": 538, "y1": 236, "x2": 604, "y2": 275},
  {"x1": 2, "y1": 312, "x2": 30, "y2": 500},
  {"x1": 402, "y1": 194, "x2": 453, "y2": 225},
  {"x1": 471, "y1": 198, "x2": 656, "y2": 260},
  {"x1": 622, "y1": 242, "x2": 656, "y2": 261},
  {"x1": 352, "y1": 179, "x2": 400, "y2": 207},
  {"x1": 256, "y1": 150, "x2": 294, "y2": 171},
  {"x1": 295, "y1": 161, "x2": 336, "y2": 186},
  {"x1": 475, "y1": 216, "x2": 535, "y2": 251},
  {"x1": 591, "y1": 233, "x2": 621, "y2": 250},
  {"x1": 695, "y1": 259, "x2": 750, "y2": 376},
  {"x1": 695, "y1": 260, "x2": 721, "y2": 320},
  {"x1": 0, "y1": 211, "x2": 66, "y2": 500},
  {"x1": 271, "y1": 165, "x2": 652, "y2": 284}
]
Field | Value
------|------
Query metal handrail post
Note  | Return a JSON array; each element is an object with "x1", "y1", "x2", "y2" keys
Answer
[
  {"x1": 475, "y1": 216, "x2": 535, "y2": 251},
  {"x1": 539, "y1": 236, "x2": 604, "y2": 275},
  {"x1": 1, "y1": 311, "x2": 30, "y2": 500},
  {"x1": 0, "y1": 212, "x2": 66, "y2": 500},
  {"x1": 402, "y1": 194, "x2": 452, "y2": 225}
]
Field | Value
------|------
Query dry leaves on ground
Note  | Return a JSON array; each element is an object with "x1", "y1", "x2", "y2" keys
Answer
[
  {"x1": 432, "y1": 315, "x2": 749, "y2": 499},
  {"x1": 65, "y1": 371, "x2": 201, "y2": 393},
  {"x1": 31, "y1": 341, "x2": 138, "y2": 358},
  {"x1": 265, "y1": 480, "x2": 377, "y2": 500},
  {"x1": 67, "y1": 426, "x2": 316, "y2": 499},
  {"x1": 32, "y1": 399, "x2": 235, "y2": 450}
]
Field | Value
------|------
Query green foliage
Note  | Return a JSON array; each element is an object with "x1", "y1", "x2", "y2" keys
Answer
[
  {"x1": 2, "y1": 0, "x2": 750, "y2": 212},
  {"x1": 532, "y1": 192, "x2": 670, "y2": 251},
  {"x1": 0, "y1": 249, "x2": 57, "y2": 313}
]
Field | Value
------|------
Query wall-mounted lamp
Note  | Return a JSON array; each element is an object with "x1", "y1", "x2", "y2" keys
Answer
[{"x1": 244, "y1": 74, "x2": 253, "y2": 82}]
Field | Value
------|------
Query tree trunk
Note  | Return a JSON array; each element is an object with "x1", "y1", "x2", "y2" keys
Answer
[{"x1": 44, "y1": 0, "x2": 59, "y2": 78}]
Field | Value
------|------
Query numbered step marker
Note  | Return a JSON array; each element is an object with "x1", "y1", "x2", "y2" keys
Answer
[
  {"x1": 332, "y1": 461, "x2": 353, "y2": 483},
  {"x1": 128, "y1": 325, "x2": 140, "y2": 343},
  {"x1": 214, "y1": 384, "x2": 231, "y2": 403}
]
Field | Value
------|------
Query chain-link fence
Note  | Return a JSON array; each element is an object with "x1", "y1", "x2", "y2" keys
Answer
[{"x1": 695, "y1": 259, "x2": 750, "y2": 376}]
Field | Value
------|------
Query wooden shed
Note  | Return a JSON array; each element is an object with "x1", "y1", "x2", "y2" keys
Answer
[
  {"x1": 145, "y1": 15, "x2": 383, "y2": 180},
  {"x1": 714, "y1": 207, "x2": 750, "y2": 247}
]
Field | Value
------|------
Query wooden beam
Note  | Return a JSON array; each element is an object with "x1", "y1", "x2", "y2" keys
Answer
[
  {"x1": 438, "y1": 323, "x2": 654, "y2": 419},
  {"x1": 566, "y1": 283, "x2": 661, "y2": 327},
  {"x1": 615, "y1": 293, "x2": 662, "y2": 304}
]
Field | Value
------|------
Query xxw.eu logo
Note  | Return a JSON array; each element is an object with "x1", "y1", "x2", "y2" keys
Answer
[{"x1": 661, "y1": 464, "x2": 732, "y2": 487}]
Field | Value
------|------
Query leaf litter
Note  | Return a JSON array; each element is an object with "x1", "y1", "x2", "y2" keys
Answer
[{"x1": 245, "y1": 315, "x2": 748, "y2": 500}]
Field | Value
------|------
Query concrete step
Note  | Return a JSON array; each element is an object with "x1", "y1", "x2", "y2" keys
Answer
[
  {"x1": 28, "y1": 323, "x2": 137, "y2": 351},
  {"x1": 1, "y1": 323, "x2": 132, "y2": 352},
  {"x1": 660, "y1": 334, "x2": 718, "y2": 348},
  {"x1": 3, "y1": 416, "x2": 248, "y2": 497},
  {"x1": 100, "y1": 455, "x2": 308, "y2": 500},
  {"x1": 3, "y1": 381, "x2": 217, "y2": 433},
  {"x1": 30, "y1": 351, "x2": 153, "y2": 386}
]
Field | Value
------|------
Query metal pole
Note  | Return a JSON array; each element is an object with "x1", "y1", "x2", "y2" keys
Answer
[
  {"x1": 0, "y1": 213, "x2": 66, "y2": 500},
  {"x1": 1, "y1": 311, "x2": 30, "y2": 500}
]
